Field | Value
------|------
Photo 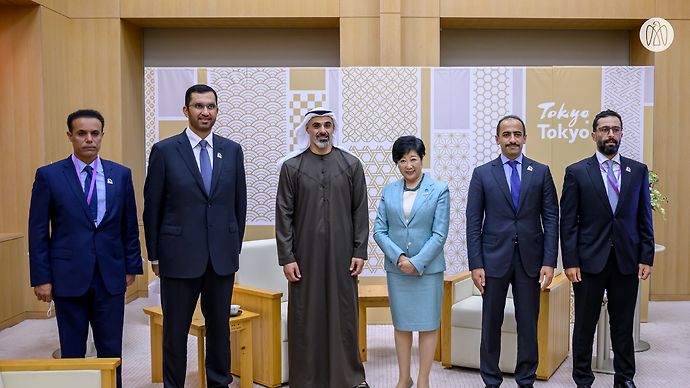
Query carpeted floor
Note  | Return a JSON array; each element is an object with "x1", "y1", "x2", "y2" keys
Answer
[{"x1": 1, "y1": 296, "x2": 688, "y2": 387}]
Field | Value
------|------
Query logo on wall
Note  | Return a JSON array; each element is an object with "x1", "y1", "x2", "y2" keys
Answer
[
  {"x1": 640, "y1": 17, "x2": 674, "y2": 52},
  {"x1": 536, "y1": 102, "x2": 590, "y2": 143}
]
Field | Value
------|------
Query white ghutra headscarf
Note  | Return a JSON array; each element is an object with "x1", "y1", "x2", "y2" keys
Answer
[{"x1": 278, "y1": 108, "x2": 353, "y2": 166}]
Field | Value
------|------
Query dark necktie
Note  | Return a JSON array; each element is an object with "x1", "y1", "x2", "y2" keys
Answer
[
  {"x1": 199, "y1": 140, "x2": 212, "y2": 194},
  {"x1": 83, "y1": 165, "x2": 98, "y2": 224},
  {"x1": 508, "y1": 160, "x2": 520, "y2": 210}
]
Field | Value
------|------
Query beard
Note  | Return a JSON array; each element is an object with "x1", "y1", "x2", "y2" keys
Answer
[
  {"x1": 314, "y1": 137, "x2": 331, "y2": 149},
  {"x1": 597, "y1": 138, "x2": 620, "y2": 156}
]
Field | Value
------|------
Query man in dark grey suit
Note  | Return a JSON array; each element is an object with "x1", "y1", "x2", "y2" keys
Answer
[
  {"x1": 466, "y1": 115, "x2": 559, "y2": 388},
  {"x1": 143, "y1": 84, "x2": 247, "y2": 388},
  {"x1": 561, "y1": 109, "x2": 654, "y2": 388}
]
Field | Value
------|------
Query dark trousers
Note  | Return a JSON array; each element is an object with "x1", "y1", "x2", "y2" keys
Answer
[
  {"x1": 480, "y1": 249, "x2": 541, "y2": 386},
  {"x1": 160, "y1": 264, "x2": 235, "y2": 388},
  {"x1": 572, "y1": 249, "x2": 638, "y2": 386},
  {"x1": 53, "y1": 264, "x2": 125, "y2": 388}
]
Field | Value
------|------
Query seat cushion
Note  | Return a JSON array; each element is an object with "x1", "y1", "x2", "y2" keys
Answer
[
  {"x1": 0, "y1": 370, "x2": 101, "y2": 388},
  {"x1": 237, "y1": 239, "x2": 288, "y2": 302},
  {"x1": 451, "y1": 295, "x2": 517, "y2": 333}
]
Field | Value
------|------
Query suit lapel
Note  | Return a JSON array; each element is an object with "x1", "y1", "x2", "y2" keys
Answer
[
  {"x1": 586, "y1": 155, "x2": 612, "y2": 215},
  {"x1": 407, "y1": 177, "x2": 433, "y2": 223},
  {"x1": 209, "y1": 134, "x2": 224, "y2": 199},
  {"x1": 616, "y1": 156, "x2": 633, "y2": 214},
  {"x1": 396, "y1": 180, "x2": 406, "y2": 225},
  {"x1": 175, "y1": 132, "x2": 208, "y2": 197},
  {"x1": 490, "y1": 157, "x2": 514, "y2": 211},
  {"x1": 516, "y1": 157, "x2": 534, "y2": 214},
  {"x1": 100, "y1": 160, "x2": 115, "y2": 225},
  {"x1": 61, "y1": 157, "x2": 95, "y2": 223}
]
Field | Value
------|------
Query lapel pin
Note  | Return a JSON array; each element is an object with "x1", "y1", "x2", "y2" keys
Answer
[
  {"x1": 217, "y1": 153, "x2": 223, "y2": 159},
  {"x1": 527, "y1": 165, "x2": 533, "y2": 171},
  {"x1": 625, "y1": 166, "x2": 631, "y2": 172},
  {"x1": 107, "y1": 178, "x2": 113, "y2": 184}
]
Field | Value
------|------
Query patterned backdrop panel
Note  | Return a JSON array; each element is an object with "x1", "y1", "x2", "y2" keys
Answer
[
  {"x1": 144, "y1": 68, "x2": 158, "y2": 168},
  {"x1": 340, "y1": 67, "x2": 421, "y2": 147},
  {"x1": 602, "y1": 67, "x2": 645, "y2": 162},
  {"x1": 143, "y1": 66, "x2": 652, "y2": 276},
  {"x1": 430, "y1": 130, "x2": 474, "y2": 274},
  {"x1": 348, "y1": 145, "x2": 403, "y2": 275},
  {"x1": 471, "y1": 67, "x2": 513, "y2": 165},
  {"x1": 208, "y1": 67, "x2": 287, "y2": 225}
]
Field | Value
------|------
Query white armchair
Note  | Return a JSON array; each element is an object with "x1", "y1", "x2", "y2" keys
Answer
[
  {"x1": 441, "y1": 271, "x2": 570, "y2": 380},
  {"x1": 231, "y1": 239, "x2": 288, "y2": 387},
  {"x1": 0, "y1": 358, "x2": 119, "y2": 388}
]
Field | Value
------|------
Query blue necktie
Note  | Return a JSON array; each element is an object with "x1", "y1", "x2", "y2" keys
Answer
[
  {"x1": 508, "y1": 160, "x2": 520, "y2": 210},
  {"x1": 83, "y1": 165, "x2": 98, "y2": 224},
  {"x1": 199, "y1": 140, "x2": 212, "y2": 194},
  {"x1": 605, "y1": 159, "x2": 619, "y2": 212}
]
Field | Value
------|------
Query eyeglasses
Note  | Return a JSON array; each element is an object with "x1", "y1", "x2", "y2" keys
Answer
[
  {"x1": 189, "y1": 103, "x2": 217, "y2": 111},
  {"x1": 595, "y1": 126, "x2": 622, "y2": 134}
]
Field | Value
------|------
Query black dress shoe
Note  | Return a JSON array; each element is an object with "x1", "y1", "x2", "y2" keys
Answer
[
  {"x1": 484, "y1": 385, "x2": 500, "y2": 388},
  {"x1": 614, "y1": 381, "x2": 636, "y2": 388},
  {"x1": 519, "y1": 385, "x2": 534, "y2": 388},
  {"x1": 576, "y1": 386, "x2": 591, "y2": 388}
]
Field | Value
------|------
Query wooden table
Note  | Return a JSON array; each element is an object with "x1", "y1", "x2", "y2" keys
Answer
[
  {"x1": 143, "y1": 306, "x2": 259, "y2": 388},
  {"x1": 357, "y1": 284, "x2": 389, "y2": 362}
]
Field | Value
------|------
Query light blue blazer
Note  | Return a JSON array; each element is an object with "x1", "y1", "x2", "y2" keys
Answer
[{"x1": 373, "y1": 176, "x2": 450, "y2": 275}]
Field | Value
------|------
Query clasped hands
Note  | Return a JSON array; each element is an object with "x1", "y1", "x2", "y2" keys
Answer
[{"x1": 397, "y1": 254, "x2": 419, "y2": 276}]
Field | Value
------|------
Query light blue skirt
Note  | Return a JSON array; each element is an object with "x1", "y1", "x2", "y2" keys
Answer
[{"x1": 387, "y1": 271, "x2": 443, "y2": 332}]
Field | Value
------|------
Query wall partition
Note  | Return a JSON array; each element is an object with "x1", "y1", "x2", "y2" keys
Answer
[{"x1": 144, "y1": 66, "x2": 654, "y2": 276}]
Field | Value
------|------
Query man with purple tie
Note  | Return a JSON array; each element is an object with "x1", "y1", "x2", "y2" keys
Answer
[
  {"x1": 144, "y1": 84, "x2": 247, "y2": 388},
  {"x1": 466, "y1": 115, "x2": 559, "y2": 388},
  {"x1": 28, "y1": 109, "x2": 143, "y2": 388},
  {"x1": 561, "y1": 110, "x2": 654, "y2": 388}
]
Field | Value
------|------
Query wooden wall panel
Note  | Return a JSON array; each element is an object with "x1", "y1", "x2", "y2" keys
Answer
[
  {"x1": 647, "y1": 20, "x2": 690, "y2": 300},
  {"x1": 402, "y1": 0, "x2": 439, "y2": 18},
  {"x1": 379, "y1": 13, "x2": 401, "y2": 66},
  {"x1": 340, "y1": 0, "x2": 377, "y2": 17},
  {"x1": 121, "y1": 0, "x2": 338, "y2": 18},
  {"x1": 0, "y1": 5, "x2": 44, "y2": 234},
  {"x1": 0, "y1": 235, "x2": 28, "y2": 329},
  {"x1": 402, "y1": 17, "x2": 440, "y2": 66},
  {"x1": 340, "y1": 17, "x2": 380, "y2": 66},
  {"x1": 656, "y1": 0, "x2": 690, "y2": 19},
  {"x1": 440, "y1": 0, "x2": 655, "y2": 19}
]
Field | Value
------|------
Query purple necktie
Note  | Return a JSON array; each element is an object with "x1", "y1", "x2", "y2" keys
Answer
[
  {"x1": 199, "y1": 140, "x2": 212, "y2": 194},
  {"x1": 508, "y1": 160, "x2": 520, "y2": 210}
]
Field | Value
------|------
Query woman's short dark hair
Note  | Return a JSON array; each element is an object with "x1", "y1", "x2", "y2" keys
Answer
[{"x1": 392, "y1": 136, "x2": 426, "y2": 164}]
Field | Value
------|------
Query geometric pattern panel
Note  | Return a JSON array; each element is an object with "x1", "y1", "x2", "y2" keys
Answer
[
  {"x1": 287, "y1": 91, "x2": 327, "y2": 153},
  {"x1": 348, "y1": 144, "x2": 402, "y2": 275},
  {"x1": 602, "y1": 66, "x2": 644, "y2": 162},
  {"x1": 471, "y1": 67, "x2": 513, "y2": 164},
  {"x1": 341, "y1": 67, "x2": 421, "y2": 147},
  {"x1": 144, "y1": 68, "x2": 158, "y2": 168},
  {"x1": 431, "y1": 129, "x2": 473, "y2": 275},
  {"x1": 208, "y1": 67, "x2": 287, "y2": 225},
  {"x1": 143, "y1": 66, "x2": 652, "y2": 278}
]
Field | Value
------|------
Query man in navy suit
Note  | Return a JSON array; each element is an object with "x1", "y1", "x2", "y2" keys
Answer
[
  {"x1": 28, "y1": 109, "x2": 143, "y2": 388},
  {"x1": 466, "y1": 115, "x2": 559, "y2": 388},
  {"x1": 144, "y1": 84, "x2": 247, "y2": 388},
  {"x1": 561, "y1": 110, "x2": 654, "y2": 388}
]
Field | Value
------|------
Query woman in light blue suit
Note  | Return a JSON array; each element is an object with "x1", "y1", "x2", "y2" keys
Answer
[{"x1": 374, "y1": 136, "x2": 450, "y2": 388}]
